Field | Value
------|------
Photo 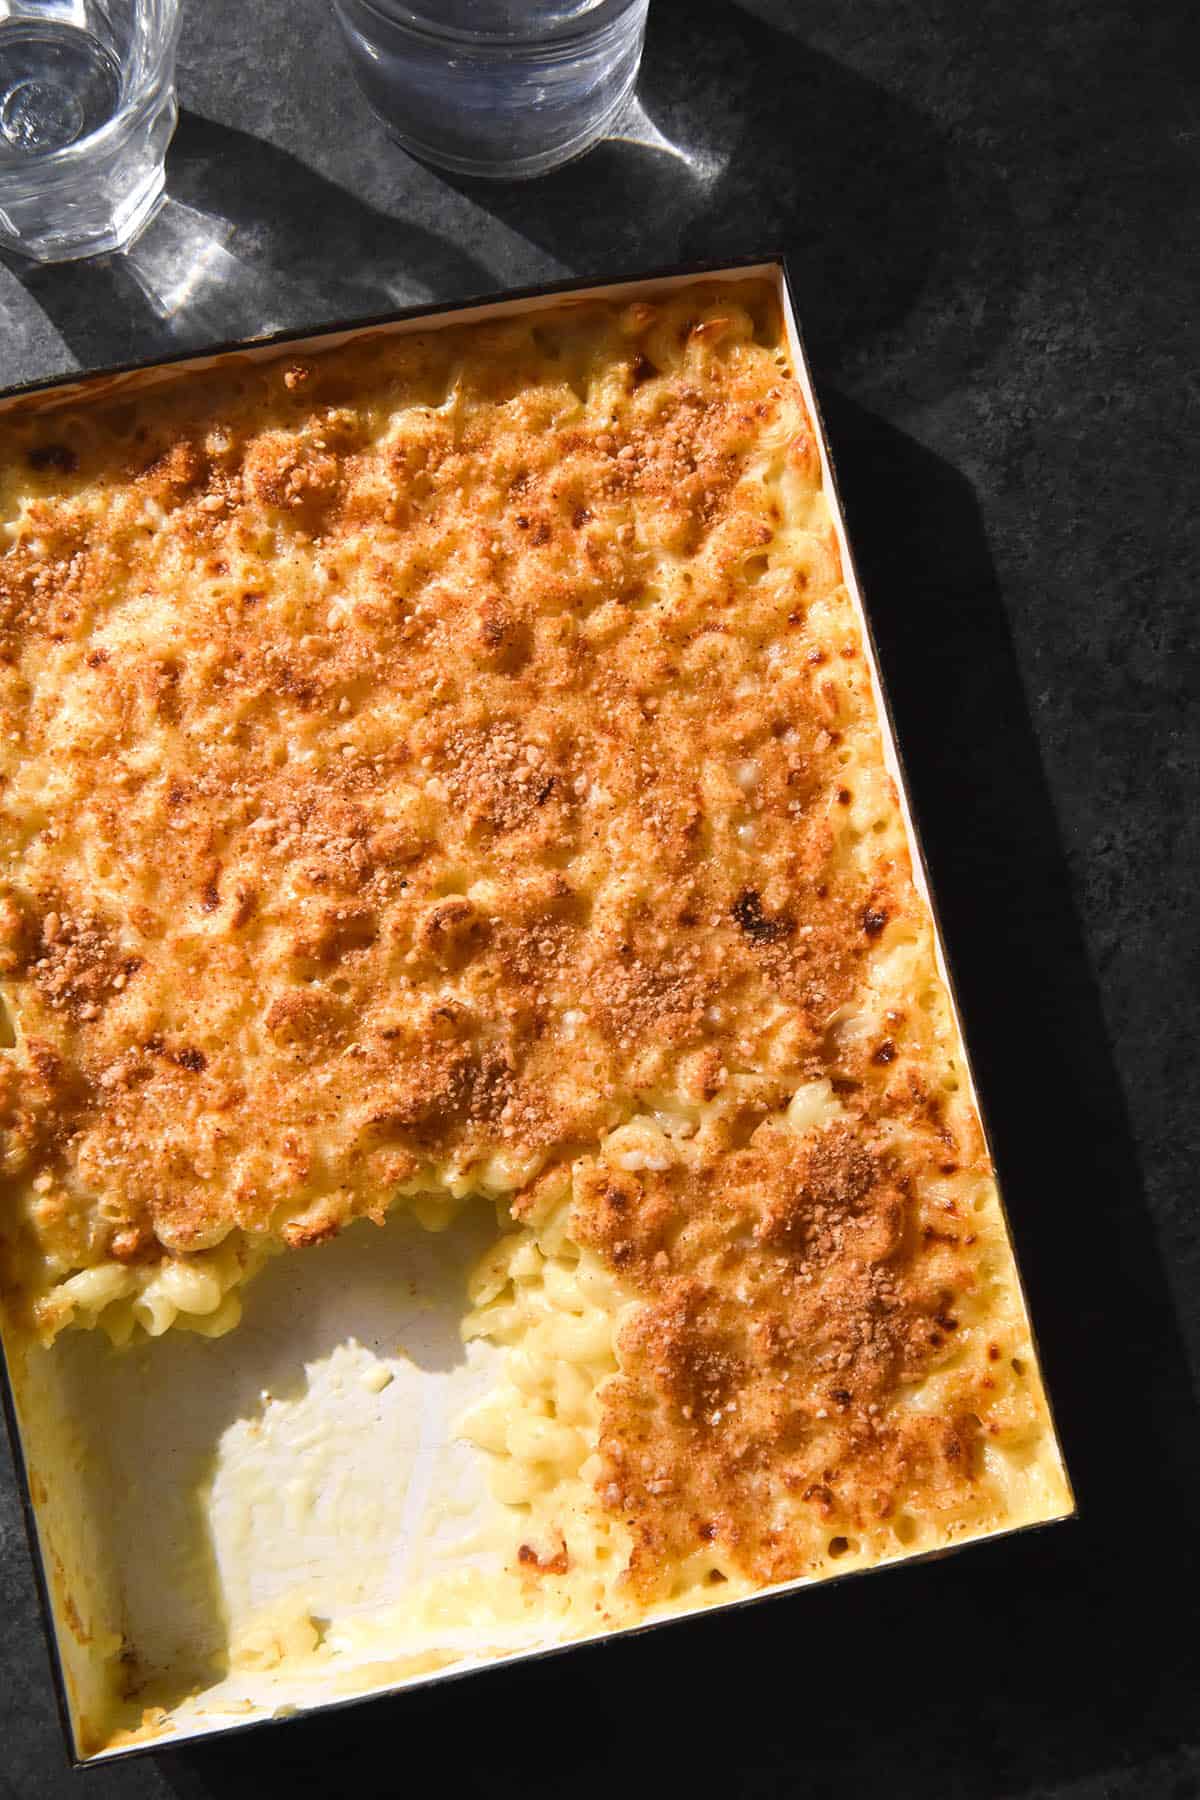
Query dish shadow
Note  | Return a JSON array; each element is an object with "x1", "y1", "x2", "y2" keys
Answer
[
  {"x1": 156, "y1": 399, "x2": 1200, "y2": 1800},
  {"x1": 0, "y1": 110, "x2": 495, "y2": 377},
  {"x1": 439, "y1": 0, "x2": 1021, "y2": 415}
]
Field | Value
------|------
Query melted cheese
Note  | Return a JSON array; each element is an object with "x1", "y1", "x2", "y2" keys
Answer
[{"x1": 0, "y1": 280, "x2": 1070, "y2": 1664}]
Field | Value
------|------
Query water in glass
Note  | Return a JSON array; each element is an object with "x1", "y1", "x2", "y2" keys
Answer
[
  {"x1": 0, "y1": 0, "x2": 181, "y2": 263},
  {"x1": 330, "y1": 0, "x2": 649, "y2": 179}
]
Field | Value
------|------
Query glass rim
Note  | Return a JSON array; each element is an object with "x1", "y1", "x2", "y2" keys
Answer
[
  {"x1": 339, "y1": 0, "x2": 643, "y2": 53},
  {"x1": 0, "y1": 0, "x2": 181, "y2": 176}
]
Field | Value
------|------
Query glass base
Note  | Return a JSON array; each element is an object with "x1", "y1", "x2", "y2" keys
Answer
[
  {"x1": 376, "y1": 69, "x2": 639, "y2": 181},
  {"x1": 0, "y1": 164, "x2": 167, "y2": 264}
]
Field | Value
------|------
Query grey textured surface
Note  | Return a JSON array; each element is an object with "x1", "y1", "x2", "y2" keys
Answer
[{"x1": 1, "y1": 1, "x2": 1197, "y2": 1795}]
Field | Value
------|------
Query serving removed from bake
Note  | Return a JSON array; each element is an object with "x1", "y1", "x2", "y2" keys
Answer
[{"x1": 0, "y1": 278, "x2": 1070, "y2": 1742}]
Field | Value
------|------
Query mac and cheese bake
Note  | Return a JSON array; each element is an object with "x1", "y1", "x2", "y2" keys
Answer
[{"x1": 0, "y1": 279, "x2": 1069, "y2": 1616}]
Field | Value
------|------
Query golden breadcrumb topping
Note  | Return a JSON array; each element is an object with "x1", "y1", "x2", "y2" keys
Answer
[{"x1": 0, "y1": 281, "x2": 1067, "y2": 1599}]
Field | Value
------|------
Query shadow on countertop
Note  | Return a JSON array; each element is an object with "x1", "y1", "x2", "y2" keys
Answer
[
  {"x1": 440, "y1": 0, "x2": 1022, "y2": 413},
  {"x1": 0, "y1": 109, "x2": 495, "y2": 375},
  {"x1": 3, "y1": 0, "x2": 1019, "y2": 418},
  {"x1": 156, "y1": 399, "x2": 1200, "y2": 1800}
]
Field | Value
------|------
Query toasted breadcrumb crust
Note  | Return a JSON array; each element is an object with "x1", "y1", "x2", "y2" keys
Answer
[{"x1": 0, "y1": 281, "x2": 1067, "y2": 1596}]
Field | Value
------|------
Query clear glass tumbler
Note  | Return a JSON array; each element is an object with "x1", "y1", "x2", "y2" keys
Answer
[
  {"x1": 330, "y1": 0, "x2": 649, "y2": 180},
  {"x1": 0, "y1": 0, "x2": 181, "y2": 263}
]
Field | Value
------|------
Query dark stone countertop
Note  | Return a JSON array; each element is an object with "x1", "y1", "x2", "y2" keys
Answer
[{"x1": 1, "y1": 2, "x2": 1196, "y2": 1795}]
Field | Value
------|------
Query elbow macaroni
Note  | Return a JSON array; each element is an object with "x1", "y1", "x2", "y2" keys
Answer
[{"x1": 0, "y1": 278, "x2": 1069, "y2": 1618}]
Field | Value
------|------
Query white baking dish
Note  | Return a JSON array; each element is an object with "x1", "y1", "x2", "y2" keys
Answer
[{"x1": 0, "y1": 259, "x2": 1073, "y2": 1765}]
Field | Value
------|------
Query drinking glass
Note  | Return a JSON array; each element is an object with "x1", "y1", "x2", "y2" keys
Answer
[
  {"x1": 330, "y1": 0, "x2": 649, "y2": 180},
  {"x1": 0, "y1": 0, "x2": 181, "y2": 263}
]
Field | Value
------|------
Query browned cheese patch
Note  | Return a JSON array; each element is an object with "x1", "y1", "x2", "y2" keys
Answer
[
  {"x1": 572, "y1": 1112, "x2": 999, "y2": 1596},
  {"x1": 0, "y1": 283, "x2": 1060, "y2": 1599}
]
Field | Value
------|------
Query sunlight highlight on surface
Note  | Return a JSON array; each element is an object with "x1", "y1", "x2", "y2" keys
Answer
[
  {"x1": 606, "y1": 96, "x2": 728, "y2": 184},
  {"x1": 122, "y1": 199, "x2": 295, "y2": 340},
  {"x1": 120, "y1": 196, "x2": 444, "y2": 343}
]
